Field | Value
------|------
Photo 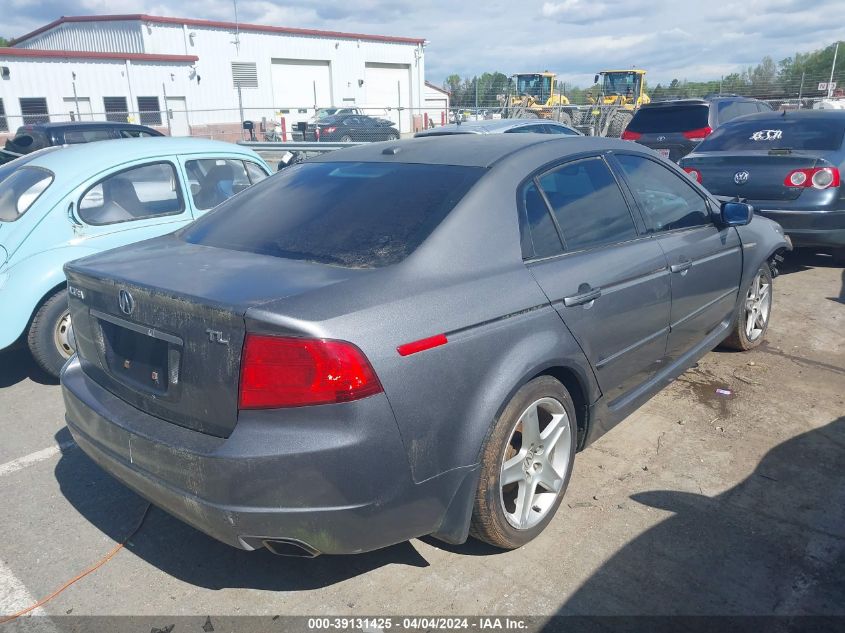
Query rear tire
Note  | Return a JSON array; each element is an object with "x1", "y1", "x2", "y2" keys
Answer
[
  {"x1": 607, "y1": 110, "x2": 633, "y2": 138},
  {"x1": 721, "y1": 263, "x2": 773, "y2": 351},
  {"x1": 470, "y1": 376, "x2": 577, "y2": 549},
  {"x1": 27, "y1": 289, "x2": 73, "y2": 378},
  {"x1": 340, "y1": 134, "x2": 352, "y2": 143}
]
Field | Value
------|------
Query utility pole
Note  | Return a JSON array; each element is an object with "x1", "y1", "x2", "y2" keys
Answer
[
  {"x1": 474, "y1": 76, "x2": 478, "y2": 112},
  {"x1": 797, "y1": 71, "x2": 805, "y2": 107},
  {"x1": 828, "y1": 41, "x2": 839, "y2": 98}
]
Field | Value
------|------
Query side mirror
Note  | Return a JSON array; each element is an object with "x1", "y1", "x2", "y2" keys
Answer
[
  {"x1": 720, "y1": 201, "x2": 753, "y2": 227},
  {"x1": 593, "y1": 74, "x2": 600, "y2": 84}
]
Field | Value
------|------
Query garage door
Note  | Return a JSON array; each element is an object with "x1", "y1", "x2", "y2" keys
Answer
[
  {"x1": 364, "y1": 63, "x2": 411, "y2": 133},
  {"x1": 271, "y1": 59, "x2": 332, "y2": 126}
]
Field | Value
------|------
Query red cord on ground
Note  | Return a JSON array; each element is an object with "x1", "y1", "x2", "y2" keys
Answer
[{"x1": 0, "y1": 503, "x2": 151, "y2": 624}]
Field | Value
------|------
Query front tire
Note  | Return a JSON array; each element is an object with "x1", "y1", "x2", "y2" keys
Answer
[
  {"x1": 607, "y1": 110, "x2": 633, "y2": 138},
  {"x1": 470, "y1": 376, "x2": 577, "y2": 549},
  {"x1": 27, "y1": 289, "x2": 74, "y2": 378},
  {"x1": 722, "y1": 263, "x2": 773, "y2": 351}
]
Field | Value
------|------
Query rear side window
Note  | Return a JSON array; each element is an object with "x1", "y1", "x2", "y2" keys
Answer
[
  {"x1": 245, "y1": 162, "x2": 269, "y2": 183},
  {"x1": 0, "y1": 167, "x2": 54, "y2": 222},
  {"x1": 717, "y1": 100, "x2": 760, "y2": 124},
  {"x1": 63, "y1": 128, "x2": 115, "y2": 144},
  {"x1": 182, "y1": 162, "x2": 484, "y2": 268},
  {"x1": 522, "y1": 181, "x2": 563, "y2": 258},
  {"x1": 185, "y1": 159, "x2": 252, "y2": 210},
  {"x1": 627, "y1": 105, "x2": 709, "y2": 133},
  {"x1": 537, "y1": 157, "x2": 637, "y2": 251},
  {"x1": 616, "y1": 154, "x2": 710, "y2": 231},
  {"x1": 79, "y1": 162, "x2": 184, "y2": 225},
  {"x1": 698, "y1": 116, "x2": 845, "y2": 151}
]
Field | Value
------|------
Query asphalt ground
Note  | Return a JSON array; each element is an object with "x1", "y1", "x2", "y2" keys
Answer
[{"x1": 0, "y1": 250, "x2": 842, "y2": 628}]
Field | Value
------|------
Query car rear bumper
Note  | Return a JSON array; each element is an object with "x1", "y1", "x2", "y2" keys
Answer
[
  {"x1": 61, "y1": 356, "x2": 465, "y2": 555},
  {"x1": 753, "y1": 209, "x2": 845, "y2": 248}
]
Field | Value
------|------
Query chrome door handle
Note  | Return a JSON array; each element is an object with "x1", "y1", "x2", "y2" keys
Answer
[
  {"x1": 563, "y1": 287, "x2": 602, "y2": 307},
  {"x1": 670, "y1": 260, "x2": 692, "y2": 274}
]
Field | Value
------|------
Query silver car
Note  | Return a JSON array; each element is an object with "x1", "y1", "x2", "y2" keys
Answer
[
  {"x1": 415, "y1": 118, "x2": 580, "y2": 137},
  {"x1": 61, "y1": 135, "x2": 789, "y2": 557}
]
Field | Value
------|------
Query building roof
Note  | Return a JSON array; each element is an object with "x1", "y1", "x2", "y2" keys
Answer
[
  {"x1": 10, "y1": 14, "x2": 426, "y2": 47},
  {"x1": 0, "y1": 48, "x2": 198, "y2": 63},
  {"x1": 424, "y1": 81, "x2": 450, "y2": 96}
]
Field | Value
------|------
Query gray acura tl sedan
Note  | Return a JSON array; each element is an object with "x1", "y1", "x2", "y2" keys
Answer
[{"x1": 61, "y1": 135, "x2": 789, "y2": 556}]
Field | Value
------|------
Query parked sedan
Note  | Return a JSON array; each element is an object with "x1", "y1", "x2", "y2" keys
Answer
[
  {"x1": 305, "y1": 114, "x2": 400, "y2": 142},
  {"x1": 1, "y1": 121, "x2": 163, "y2": 164},
  {"x1": 415, "y1": 119, "x2": 580, "y2": 137},
  {"x1": 61, "y1": 135, "x2": 788, "y2": 556},
  {"x1": 0, "y1": 137, "x2": 270, "y2": 377},
  {"x1": 679, "y1": 110, "x2": 845, "y2": 261}
]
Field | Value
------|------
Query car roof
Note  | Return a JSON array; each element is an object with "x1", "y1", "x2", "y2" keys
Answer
[
  {"x1": 310, "y1": 134, "x2": 627, "y2": 168},
  {"x1": 19, "y1": 121, "x2": 154, "y2": 131},
  {"x1": 416, "y1": 119, "x2": 576, "y2": 136},
  {"x1": 19, "y1": 137, "x2": 264, "y2": 180},
  {"x1": 721, "y1": 109, "x2": 845, "y2": 122}
]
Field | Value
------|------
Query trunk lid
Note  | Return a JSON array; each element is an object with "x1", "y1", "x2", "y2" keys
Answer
[
  {"x1": 681, "y1": 151, "x2": 823, "y2": 201},
  {"x1": 65, "y1": 235, "x2": 358, "y2": 437}
]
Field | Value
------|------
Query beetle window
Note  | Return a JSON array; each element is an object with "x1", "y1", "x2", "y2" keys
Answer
[
  {"x1": 0, "y1": 167, "x2": 54, "y2": 222},
  {"x1": 185, "y1": 159, "x2": 252, "y2": 210},
  {"x1": 79, "y1": 162, "x2": 184, "y2": 225}
]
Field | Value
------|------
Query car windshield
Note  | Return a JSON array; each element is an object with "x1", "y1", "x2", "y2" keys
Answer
[
  {"x1": 698, "y1": 116, "x2": 845, "y2": 151},
  {"x1": 0, "y1": 166, "x2": 54, "y2": 222},
  {"x1": 181, "y1": 161, "x2": 484, "y2": 268},
  {"x1": 627, "y1": 105, "x2": 709, "y2": 133}
]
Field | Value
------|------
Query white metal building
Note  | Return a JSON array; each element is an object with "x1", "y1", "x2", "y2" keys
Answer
[{"x1": 0, "y1": 14, "x2": 428, "y2": 141}]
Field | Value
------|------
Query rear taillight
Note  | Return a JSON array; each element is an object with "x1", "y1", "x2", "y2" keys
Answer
[
  {"x1": 784, "y1": 167, "x2": 840, "y2": 189},
  {"x1": 239, "y1": 334, "x2": 382, "y2": 409},
  {"x1": 323, "y1": 126, "x2": 337, "y2": 134},
  {"x1": 682, "y1": 126, "x2": 713, "y2": 141},
  {"x1": 621, "y1": 129, "x2": 642, "y2": 141},
  {"x1": 683, "y1": 167, "x2": 702, "y2": 183}
]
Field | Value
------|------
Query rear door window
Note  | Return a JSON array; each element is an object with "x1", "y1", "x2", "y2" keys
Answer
[
  {"x1": 627, "y1": 105, "x2": 710, "y2": 133},
  {"x1": 184, "y1": 158, "x2": 252, "y2": 210},
  {"x1": 697, "y1": 116, "x2": 845, "y2": 151},
  {"x1": 537, "y1": 157, "x2": 637, "y2": 251},
  {"x1": 615, "y1": 154, "x2": 710, "y2": 231},
  {"x1": 182, "y1": 162, "x2": 484, "y2": 268},
  {"x1": 521, "y1": 181, "x2": 563, "y2": 258},
  {"x1": 79, "y1": 162, "x2": 184, "y2": 225}
]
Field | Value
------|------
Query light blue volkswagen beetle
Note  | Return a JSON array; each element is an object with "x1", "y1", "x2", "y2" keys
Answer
[{"x1": 0, "y1": 137, "x2": 271, "y2": 377}]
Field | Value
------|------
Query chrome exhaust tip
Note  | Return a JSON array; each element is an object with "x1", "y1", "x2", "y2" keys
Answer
[{"x1": 262, "y1": 538, "x2": 321, "y2": 558}]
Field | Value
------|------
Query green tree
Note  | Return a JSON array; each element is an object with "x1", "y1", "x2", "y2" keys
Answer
[{"x1": 0, "y1": 37, "x2": 8, "y2": 47}]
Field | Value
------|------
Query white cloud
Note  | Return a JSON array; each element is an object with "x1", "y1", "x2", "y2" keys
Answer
[{"x1": 5, "y1": 0, "x2": 845, "y2": 87}]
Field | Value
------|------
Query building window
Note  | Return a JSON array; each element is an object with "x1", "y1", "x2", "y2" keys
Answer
[
  {"x1": 0, "y1": 99, "x2": 7, "y2": 132},
  {"x1": 104, "y1": 97, "x2": 129, "y2": 123},
  {"x1": 20, "y1": 98, "x2": 49, "y2": 125},
  {"x1": 137, "y1": 97, "x2": 162, "y2": 126},
  {"x1": 231, "y1": 62, "x2": 258, "y2": 89}
]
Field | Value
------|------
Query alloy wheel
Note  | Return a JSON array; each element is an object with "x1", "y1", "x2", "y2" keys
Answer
[
  {"x1": 499, "y1": 397, "x2": 572, "y2": 530},
  {"x1": 744, "y1": 270, "x2": 771, "y2": 341}
]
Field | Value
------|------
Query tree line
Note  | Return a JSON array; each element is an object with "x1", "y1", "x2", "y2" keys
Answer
[{"x1": 443, "y1": 41, "x2": 845, "y2": 106}]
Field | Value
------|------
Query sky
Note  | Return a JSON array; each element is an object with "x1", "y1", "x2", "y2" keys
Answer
[{"x1": 4, "y1": 0, "x2": 845, "y2": 88}]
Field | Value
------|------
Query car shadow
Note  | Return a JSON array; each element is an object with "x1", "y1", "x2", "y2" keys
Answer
[
  {"x1": 0, "y1": 347, "x2": 59, "y2": 388},
  {"x1": 778, "y1": 248, "x2": 840, "y2": 275},
  {"x1": 553, "y1": 416, "x2": 845, "y2": 616},
  {"x1": 53, "y1": 429, "x2": 430, "y2": 592}
]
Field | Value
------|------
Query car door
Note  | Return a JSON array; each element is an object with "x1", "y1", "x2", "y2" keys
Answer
[
  {"x1": 70, "y1": 159, "x2": 194, "y2": 247},
  {"x1": 523, "y1": 155, "x2": 671, "y2": 405},
  {"x1": 611, "y1": 153, "x2": 742, "y2": 362}
]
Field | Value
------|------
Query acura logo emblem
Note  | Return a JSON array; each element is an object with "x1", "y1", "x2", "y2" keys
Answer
[
  {"x1": 734, "y1": 170, "x2": 750, "y2": 185},
  {"x1": 118, "y1": 289, "x2": 135, "y2": 315}
]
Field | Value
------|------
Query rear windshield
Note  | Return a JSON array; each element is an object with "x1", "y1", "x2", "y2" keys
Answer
[
  {"x1": 0, "y1": 166, "x2": 54, "y2": 222},
  {"x1": 697, "y1": 116, "x2": 845, "y2": 151},
  {"x1": 181, "y1": 161, "x2": 484, "y2": 268},
  {"x1": 627, "y1": 105, "x2": 709, "y2": 133}
]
